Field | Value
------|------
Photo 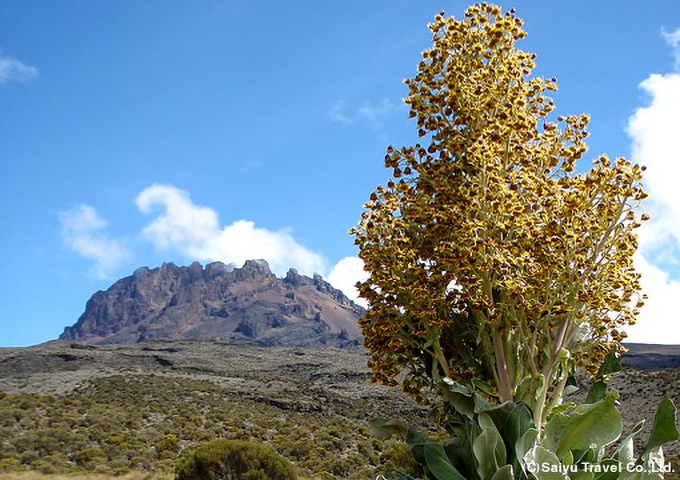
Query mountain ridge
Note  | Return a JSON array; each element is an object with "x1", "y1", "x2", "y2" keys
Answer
[{"x1": 60, "y1": 260, "x2": 365, "y2": 347}]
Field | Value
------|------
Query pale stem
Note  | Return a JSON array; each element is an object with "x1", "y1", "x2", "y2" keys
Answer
[
  {"x1": 480, "y1": 322, "x2": 502, "y2": 394},
  {"x1": 492, "y1": 326, "x2": 514, "y2": 402},
  {"x1": 420, "y1": 327, "x2": 451, "y2": 379},
  {"x1": 533, "y1": 373, "x2": 550, "y2": 437},
  {"x1": 516, "y1": 314, "x2": 538, "y2": 375},
  {"x1": 543, "y1": 361, "x2": 570, "y2": 425},
  {"x1": 432, "y1": 340, "x2": 451, "y2": 378},
  {"x1": 551, "y1": 316, "x2": 569, "y2": 359},
  {"x1": 533, "y1": 315, "x2": 571, "y2": 435},
  {"x1": 503, "y1": 332, "x2": 517, "y2": 388}
]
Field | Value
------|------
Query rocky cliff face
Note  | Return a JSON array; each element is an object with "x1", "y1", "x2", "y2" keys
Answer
[{"x1": 60, "y1": 260, "x2": 365, "y2": 347}]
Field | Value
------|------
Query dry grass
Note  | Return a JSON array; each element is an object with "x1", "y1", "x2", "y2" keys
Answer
[{"x1": 0, "y1": 473, "x2": 172, "y2": 480}]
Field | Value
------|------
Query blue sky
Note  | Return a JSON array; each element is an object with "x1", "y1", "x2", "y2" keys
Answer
[{"x1": 1, "y1": 1, "x2": 679, "y2": 346}]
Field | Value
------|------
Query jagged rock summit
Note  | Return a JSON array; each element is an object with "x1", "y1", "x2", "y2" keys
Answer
[{"x1": 60, "y1": 260, "x2": 365, "y2": 347}]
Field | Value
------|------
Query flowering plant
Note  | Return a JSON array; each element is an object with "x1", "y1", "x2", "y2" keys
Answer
[
  {"x1": 353, "y1": 4, "x2": 678, "y2": 479},
  {"x1": 352, "y1": 2, "x2": 647, "y2": 429}
]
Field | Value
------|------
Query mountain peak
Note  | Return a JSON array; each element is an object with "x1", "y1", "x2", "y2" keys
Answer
[
  {"x1": 242, "y1": 258, "x2": 271, "y2": 273},
  {"x1": 60, "y1": 260, "x2": 364, "y2": 347}
]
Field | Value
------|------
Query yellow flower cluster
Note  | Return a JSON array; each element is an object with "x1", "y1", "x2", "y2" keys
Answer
[{"x1": 351, "y1": 4, "x2": 647, "y2": 420}]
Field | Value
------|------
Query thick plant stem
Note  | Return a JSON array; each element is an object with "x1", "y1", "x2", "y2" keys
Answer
[
  {"x1": 533, "y1": 316, "x2": 572, "y2": 435},
  {"x1": 492, "y1": 326, "x2": 513, "y2": 402},
  {"x1": 533, "y1": 371, "x2": 550, "y2": 438}
]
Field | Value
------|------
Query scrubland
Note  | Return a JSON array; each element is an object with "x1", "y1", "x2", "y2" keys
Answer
[
  {"x1": 0, "y1": 373, "x2": 419, "y2": 479},
  {"x1": 0, "y1": 342, "x2": 678, "y2": 479}
]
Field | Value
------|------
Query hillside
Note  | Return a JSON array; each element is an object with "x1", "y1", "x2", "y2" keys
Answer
[
  {"x1": 0, "y1": 340, "x2": 679, "y2": 478},
  {"x1": 621, "y1": 343, "x2": 680, "y2": 369},
  {"x1": 0, "y1": 340, "x2": 427, "y2": 478}
]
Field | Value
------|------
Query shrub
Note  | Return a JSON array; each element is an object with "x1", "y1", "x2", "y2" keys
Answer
[
  {"x1": 154, "y1": 434, "x2": 180, "y2": 459},
  {"x1": 31, "y1": 460, "x2": 58, "y2": 474},
  {"x1": 0, "y1": 457, "x2": 21, "y2": 473},
  {"x1": 175, "y1": 439, "x2": 297, "y2": 480}
]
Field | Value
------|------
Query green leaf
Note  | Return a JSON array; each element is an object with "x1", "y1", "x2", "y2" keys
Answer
[
  {"x1": 515, "y1": 427, "x2": 538, "y2": 476},
  {"x1": 643, "y1": 394, "x2": 679, "y2": 454},
  {"x1": 473, "y1": 425, "x2": 506, "y2": 480},
  {"x1": 523, "y1": 444, "x2": 568, "y2": 480},
  {"x1": 618, "y1": 437, "x2": 636, "y2": 467},
  {"x1": 568, "y1": 323, "x2": 591, "y2": 349},
  {"x1": 477, "y1": 401, "x2": 516, "y2": 430},
  {"x1": 593, "y1": 459, "x2": 623, "y2": 480},
  {"x1": 584, "y1": 381, "x2": 608, "y2": 404},
  {"x1": 516, "y1": 375, "x2": 544, "y2": 404},
  {"x1": 596, "y1": 351, "x2": 621, "y2": 379},
  {"x1": 501, "y1": 403, "x2": 534, "y2": 465},
  {"x1": 369, "y1": 418, "x2": 408, "y2": 439},
  {"x1": 405, "y1": 427, "x2": 433, "y2": 448},
  {"x1": 620, "y1": 447, "x2": 665, "y2": 480},
  {"x1": 441, "y1": 378, "x2": 476, "y2": 419},
  {"x1": 443, "y1": 436, "x2": 474, "y2": 475},
  {"x1": 405, "y1": 427, "x2": 435, "y2": 465},
  {"x1": 615, "y1": 420, "x2": 645, "y2": 464},
  {"x1": 448, "y1": 425, "x2": 467, "y2": 440},
  {"x1": 473, "y1": 393, "x2": 497, "y2": 415},
  {"x1": 572, "y1": 447, "x2": 594, "y2": 466},
  {"x1": 442, "y1": 390, "x2": 475, "y2": 419},
  {"x1": 564, "y1": 385, "x2": 580, "y2": 396},
  {"x1": 643, "y1": 447, "x2": 665, "y2": 478},
  {"x1": 443, "y1": 378, "x2": 474, "y2": 396},
  {"x1": 478, "y1": 412, "x2": 496, "y2": 431},
  {"x1": 549, "y1": 403, "x2": 575, "y2": 416},
  {"x1": 543, "y1": 392, "x2": 622, "y2": 461},
  {"x1": 424, "y1": 443, "x2": 467, "y2": 480},
  {"x1": 472, "y1": 378, "x2": 497, "y2": 398},
  {"x1": 490, "y1": 464, "x2": 513, "y2": 480}
]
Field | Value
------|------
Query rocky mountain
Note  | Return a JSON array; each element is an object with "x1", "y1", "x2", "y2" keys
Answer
[{"x1": 60, "y1": 260, "x2": 365, "y2": 347}]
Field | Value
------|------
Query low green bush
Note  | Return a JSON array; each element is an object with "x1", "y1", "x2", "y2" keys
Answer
[{"x1": 175, "y1": 439, "x2": 297, "y2": 480}]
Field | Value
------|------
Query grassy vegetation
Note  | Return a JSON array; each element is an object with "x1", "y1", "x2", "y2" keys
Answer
[
  {"x1": 0, "y1": 473, "x2": 172, "y2": 480},
  {"x1": 1, "y1": 371, "x2": 677, "y2": 478},
  {"x1": 0, "y1": 374, "x2": 420, "y2": 479}
]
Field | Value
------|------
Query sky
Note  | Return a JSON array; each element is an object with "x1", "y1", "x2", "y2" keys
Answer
[{"x1": 1, "y1": 1, "x2": 679, "y2": 347}]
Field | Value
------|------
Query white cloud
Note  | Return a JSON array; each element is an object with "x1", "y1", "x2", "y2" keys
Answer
[
  {"x1": 628, "y1": 73, "x2": 680, "y2": 254},
  {"x1": 0, "y1": 52, "x2": 38, "y2": 85},
  {"x1": 60, "y1": 184, "x2": 371, "y2": 303},
  {"x1": 135, "y1": 184, "x2": 328, "y2": 277},
  {"x1": 662, "y1": 28, "x2": 680, "y2": 70},
  {"x1": 328, "y1": 98, "x2": 402, "y2": 130},
  {"x1": 60, "y1": 205, "x2": 132, "y2": 278},
  {"x1": 136, "y1": 185, "x2": 220, "y2": 254},
  {"x1": 625, "y1": 253, "x2": 680, "y2": 344},
  {"x1": 327, "y1": 256, "x2": 369, "y2": 307},
  {"x1": 327, "y1": 100, "x2": 355, "y2": 126},
  {"x1": 625, "y1": 31, "x2": 680, "y2": 344}
]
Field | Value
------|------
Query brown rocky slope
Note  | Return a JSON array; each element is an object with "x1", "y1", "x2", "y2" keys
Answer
[{"x1": 60, "y1": 260, "x2": 364, "y2": 347}]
